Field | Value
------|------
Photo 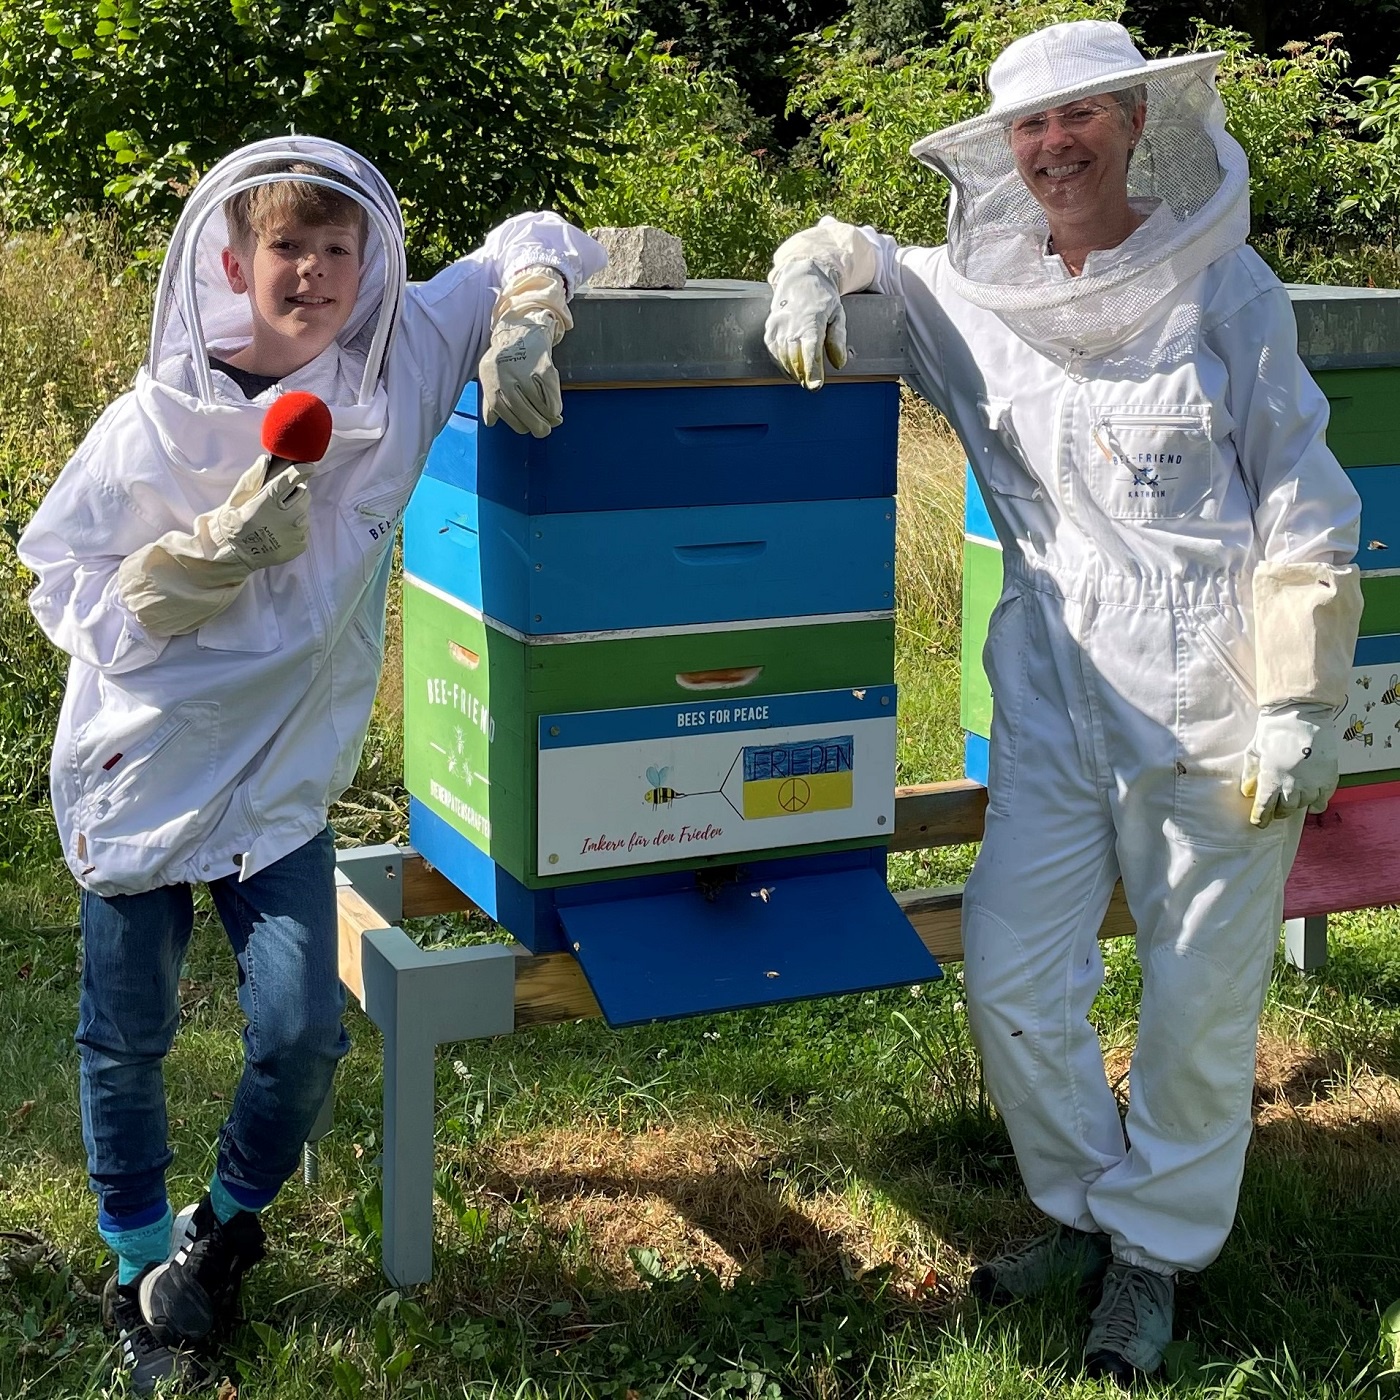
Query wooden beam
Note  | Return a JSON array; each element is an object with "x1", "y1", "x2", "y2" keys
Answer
[
  {"x1": 336, "y1": 882, "x2": 387, "y2": 1004},
  {"x1": 890, "y1": 779, "x2": 987, "y2": 852},
  {"x1": 401, "y1": 857, "x2": 474, "y2": 918},
  {"x1": 512, "y1": 948, "x2": 601, "y2": 1029},
  {"x1": 397, "y1": 780, "x2": 997, "y2": 922}
]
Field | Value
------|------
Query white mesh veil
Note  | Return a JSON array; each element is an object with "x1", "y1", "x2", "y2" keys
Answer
[
  {"x1": 147, "y1": 136, "x2": 407, "y2": 405},
  {"x1": 910, "y1": 22, "x2": 1250, "y2": 357}
]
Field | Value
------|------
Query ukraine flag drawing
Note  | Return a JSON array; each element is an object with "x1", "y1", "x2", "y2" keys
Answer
[{"x1": 741, "y1": 734, "x2": 855, "y2": 819}]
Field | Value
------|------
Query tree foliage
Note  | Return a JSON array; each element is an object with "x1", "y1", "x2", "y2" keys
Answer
[
  {"x1": 569, "y1": 44, "x2": 825, "y2": 278},
  {"x1": 0, "y1": 0, "x2": 637, "y2": 275},
  {"x1": 785, "y1": 0, "x2": 1400, "y2": 258}
]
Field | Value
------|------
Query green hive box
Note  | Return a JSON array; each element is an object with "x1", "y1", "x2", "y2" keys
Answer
[
  {"x1": 962, "y1": 285, "x2": 1400, "y2": 788},
  {"x1": 402, "y1": 582, "x2": 895, "y2": 888}
]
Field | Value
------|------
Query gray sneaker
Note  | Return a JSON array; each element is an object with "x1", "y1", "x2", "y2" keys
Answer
[
  {"x1": 1084, "y1": 1261, "x2": 1175, "y2": 1384},
  {"x1": 968, "y1": 1224, "x2": 1112, "y2": 1305}
]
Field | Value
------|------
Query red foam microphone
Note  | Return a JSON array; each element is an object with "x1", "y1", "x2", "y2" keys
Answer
[{"x1": 261, "y1": 391, "x2": 334, "y2": 467}]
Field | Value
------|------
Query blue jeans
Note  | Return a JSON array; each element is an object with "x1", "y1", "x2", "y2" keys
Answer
[{"x1": 77, "y1": 827, "x2": 348, "y2": 1228}]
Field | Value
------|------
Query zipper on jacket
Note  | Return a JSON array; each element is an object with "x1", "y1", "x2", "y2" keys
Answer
[
  {"x1": 1192, "y1": 616, "x2": 1255, "y2": 701},
  {"x1": 93, "y1": 718, "x2": 193, "y2": 807}
]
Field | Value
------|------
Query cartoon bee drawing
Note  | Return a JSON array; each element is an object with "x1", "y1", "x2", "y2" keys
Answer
[
  {"x1": 1382, "y1": 674, "x2": 1400, "y2": 705},
  {"x1": 1358, "y1": 674, "x2": 1372, "y2": 690},
  {"x1": 643, "y1": 765, "x2": 680, "y2": 807},
  {"x1": 1342, "y1": 714, "x2": 1373, "y2": 747}
]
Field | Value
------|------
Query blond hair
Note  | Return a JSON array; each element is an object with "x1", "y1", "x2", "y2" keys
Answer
[{"x1": 224, "y1": 160, "x2": 368, "y2": 252}]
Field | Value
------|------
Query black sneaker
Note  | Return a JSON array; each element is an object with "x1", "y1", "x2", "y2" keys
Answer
[
  {"x1": 139, "y1": 1196, "x2": 266, "y2": 1343},
  {"x1": 102, "y1": 1268, "x2": 209, "y2": 1395},
  {"x1": 968, "y1": 1223, "x2": 1112, "y2": 1305}
]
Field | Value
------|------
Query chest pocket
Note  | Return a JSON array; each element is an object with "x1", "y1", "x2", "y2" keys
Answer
[
  {"x1": 342, "y1": 482, "x2": 414, "y2": 581},
  {"x1": 977, "y1": 397, "x2": 1042, "y2": 502},
  {"x1": 1086, "y1": 406, "x2": 1214, "y2": 521}
]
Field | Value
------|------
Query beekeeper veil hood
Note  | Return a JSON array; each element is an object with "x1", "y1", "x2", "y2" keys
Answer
[
  {"x1": 910, "y1": 21, "x2": 1249, "y2": 357},
  {"x1": 147, "y1": 136, "x2": 407, "y2": 406}
]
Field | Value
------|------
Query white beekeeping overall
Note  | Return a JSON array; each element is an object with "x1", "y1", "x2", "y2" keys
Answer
[{"x1": 767, "y1": 32, "x2": 1362, "y2": 1271}]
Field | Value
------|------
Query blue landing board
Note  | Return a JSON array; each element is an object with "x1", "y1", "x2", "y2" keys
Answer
[
  {"x1": 559, "y1": 866, "x2": 940, "y2": 1026},
  {"x1": 409, "y1": 796, "x2": 894, "y2": 956},
  {"x1": 404, "y1": 474, "x2": 896, "y2": 634},
  {"x1": 431, "y1": 382, "x2": 899, "y2": 513}
]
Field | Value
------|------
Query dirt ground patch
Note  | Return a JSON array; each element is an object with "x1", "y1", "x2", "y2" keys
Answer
[{"x1": 472, "y1": 1123, "x2": 948, "y2": 1298}]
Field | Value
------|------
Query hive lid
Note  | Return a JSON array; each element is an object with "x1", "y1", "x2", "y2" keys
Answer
[
  {"x1": 557, "y1": 864, "x2": 939, "y2": 1026},
  {"x1": 1288, "y1": 285, "x2": 1400, "y2": 371},
  {"x1": 553, "y1": 279, "x2": 909, "y2": 384}
]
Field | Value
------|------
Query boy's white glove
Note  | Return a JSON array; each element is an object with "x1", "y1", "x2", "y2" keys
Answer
[
  {"x1": 208, "y1": 460, "x2": 311, "y2": 568},
  {"x1": 116, "y1": 456, "x2": 311, "y2": 636},
  {"x1": 1240, "y1": 703, "x2": 1339, "y2": 828},
  {"x1": 479, "y1": 266, "x2": 572, "y2": 439},
  {"x1": 764, "y1": 220, "x2": 880, "y2": 390}
]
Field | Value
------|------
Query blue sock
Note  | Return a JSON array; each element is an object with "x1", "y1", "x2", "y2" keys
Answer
[
  {"x1": 99, "y1": 1206, "x2": 173, "y2": 1286},
  {"x1": 208, "y1": 1174, "x2": 263, "y2": 1224}
]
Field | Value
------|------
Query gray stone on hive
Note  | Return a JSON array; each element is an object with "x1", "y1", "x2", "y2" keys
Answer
[{"x1": 586, "y1": 225, "x2": 688, "y2": 290}]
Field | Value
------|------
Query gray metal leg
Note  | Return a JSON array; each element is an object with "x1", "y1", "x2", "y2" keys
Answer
[
  {"x1": 380, "y1": 1019, "x2": 439, "y2": 1285},
  {"x1": 335, "y1": 844, "x2": 404, "y2": 923},
  {"x1": 357, "y1": 927, "x2": 516, "y2": 1286},
  {"x1": 1285, "y1": 914, "x2": 1328, "y2": 972}
]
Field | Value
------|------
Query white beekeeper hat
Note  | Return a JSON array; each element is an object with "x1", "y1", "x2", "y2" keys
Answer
[
  {"x1": 907, "y1": 19, "x2": 1250, "y2": 359},
  {"x1": 922, "y1": 20, "x2": 1220, "y2": 147}
]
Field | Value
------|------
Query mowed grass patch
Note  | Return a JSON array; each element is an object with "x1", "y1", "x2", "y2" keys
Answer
[{"x1": 5, "y1": 889, "x2": 1400, "y2": 1397}]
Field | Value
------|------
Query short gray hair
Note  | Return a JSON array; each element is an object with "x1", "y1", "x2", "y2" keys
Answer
[{"x1": 1110, "y1": 84, "x2": 1147, "y2": 132}]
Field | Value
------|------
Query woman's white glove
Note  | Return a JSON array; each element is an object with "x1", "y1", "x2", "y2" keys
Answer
[
  {"x1": 1240, "y1": 703, "x2": 1339, "y2": 828},
  {"x1": 478, "y1": 266, "x2": 572, "y2": 439},
  {"x1": 763, "y1": 220, "x2": 879, "y2": 390},
  {"x1": 116, "y1": 456, "x2": 310, "y2": 636},
  {"x1": 764, "y1": 259, "x2": 848, "y2": 391}
]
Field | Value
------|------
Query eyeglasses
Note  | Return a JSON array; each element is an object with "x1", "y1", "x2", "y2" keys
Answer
[{"x1": 1009, "y1": 102, "x2": 1117, "y2": 141}]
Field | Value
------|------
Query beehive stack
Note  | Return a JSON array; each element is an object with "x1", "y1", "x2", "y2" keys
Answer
[{"x1": 400, "y1": 281, "x2": 939, "y2": 1024}]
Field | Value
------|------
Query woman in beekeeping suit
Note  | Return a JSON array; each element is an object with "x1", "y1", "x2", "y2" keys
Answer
[{"x1": 763, "y1": 19, "x2": 1362, "y2": 1382}]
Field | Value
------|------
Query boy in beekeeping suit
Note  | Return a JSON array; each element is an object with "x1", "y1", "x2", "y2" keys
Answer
[{"x1": 19, "y1": 136, "x2": 604, "y2": 1393}]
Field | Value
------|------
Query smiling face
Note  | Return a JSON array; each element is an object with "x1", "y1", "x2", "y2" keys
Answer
[
  {"x1": 1008, "y1": 92, "x2": 1146, "y2": 230},
  {"x1": 221, "y1": 217, "x2": 362, "y2": 378}
]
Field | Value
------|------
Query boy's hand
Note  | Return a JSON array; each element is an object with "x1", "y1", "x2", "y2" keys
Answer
[
  {"x1": 116, "y1": 457, "x2": 312, "y2": 636},
  {"x1": 210, "y1": 461, "x2": 312, "y2": 570},
  {"x1": 478, "y1": 265, "x2": 571, "y2": 439},
  {"x1": 479, "y1": 309, "x2": 563, "y2": 439}
]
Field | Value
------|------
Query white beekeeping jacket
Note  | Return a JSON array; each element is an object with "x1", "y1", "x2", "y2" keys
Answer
[{"x1": 20, "y1": 136, "x2": 604, "y2": 895}]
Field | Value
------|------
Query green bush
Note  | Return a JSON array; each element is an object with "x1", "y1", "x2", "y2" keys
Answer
[
  {"x1": 0, "y1": 222, "x2": 150, "y2": 869},
  {"x1": 568, "y1": 44, "x2": 826, "y2": 278},
  {"x1": 0, "y1": 0, "x2": 636, "y2": 276}
]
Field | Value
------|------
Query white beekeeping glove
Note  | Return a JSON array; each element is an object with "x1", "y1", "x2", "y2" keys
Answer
[
  {"x1": 478, "y1": 266, "x2": 572, "y2": 439},
  {"x1": 764, "y1": 220, "x2": 879, "y2": 390},
  {"x1": 1241, "y1": 560, "x2": 1364, "y2": 827},
  {"x1": 116, "y1": 457, "x2": 311, "y2": 636},
  {"x1": 1241, "y1": 704, "x2": 1339, "y2": 827}
]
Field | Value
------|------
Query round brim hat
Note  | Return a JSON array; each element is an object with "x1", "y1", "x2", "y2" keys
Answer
[{"x1": 911, "y1": 20, "x2": 1223, "y2": 168}]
